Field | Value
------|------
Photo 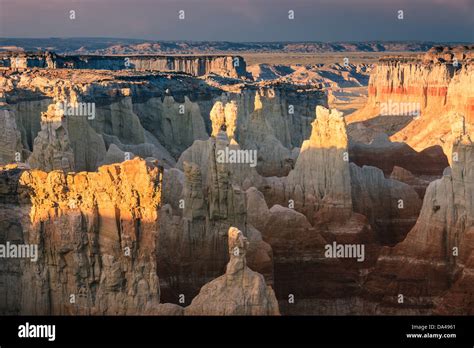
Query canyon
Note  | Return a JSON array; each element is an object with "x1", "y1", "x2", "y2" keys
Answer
[{"x1": 0, "y1": 45, "x2": 472, "y2": 316}]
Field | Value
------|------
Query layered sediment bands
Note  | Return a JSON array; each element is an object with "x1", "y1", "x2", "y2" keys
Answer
[
  {"x1": 247, "y1": 187, "x2": 378, "y2": 314},
  {"x1": 4, "y1": 47, "x2": 471, "y2": 315},
  {"x1": 365, "y1": 138, "x2": 474, "y2": 314},
  {"x1": 157, "y1": 131, "x2": 271, "y2": 303},
  {"x1": 347, "y1": 49, "x2": 473, "y2": 158},
  {"x1": 246, "y1": 106, "x2": 380, "y2": 313},
  {"x1": 2, "y1": 51, "x2": 247, "y2": 78},
  {"x1": 0, "y1": 159, "x2": 167, "y2": 315},
  {"x1": 185, "y1": 227, "x2": 279, "y2": 315}
]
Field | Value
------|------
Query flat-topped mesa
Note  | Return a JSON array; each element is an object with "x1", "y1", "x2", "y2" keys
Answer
[{"x1": 0, "y1": 51, "x2": 247, "y2": 78}]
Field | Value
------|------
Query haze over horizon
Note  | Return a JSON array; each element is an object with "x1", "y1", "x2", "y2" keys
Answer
[{"x1": 1, "y1": 0, "x2": 473, "y2": 42}]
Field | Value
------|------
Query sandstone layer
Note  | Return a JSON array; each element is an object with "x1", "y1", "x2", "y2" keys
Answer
[
  {"x1": 1, "y1": 159, "x2": 165, "y2": 314},
  {"x1": 365, "y1": 137, "x2": 474, "y2": 314},
  {"x1": 185, "y1": 227, "x2": 279, "y2": 315},
  {"x1": 2, "y1": 51, "x2": 247, "y2": 78},
  {"x1": 347, "y1": 47, "x2": 473, "y2": 161}
]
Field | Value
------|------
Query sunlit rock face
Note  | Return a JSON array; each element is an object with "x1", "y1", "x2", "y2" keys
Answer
[
  {"x1": 285, "y1": 106, "x2": 352, "y2": 224},
  {"x1": 0, "y1": 69, "x2": 220, "y2": 172},
  {"x1": 0, "y1": 104, "x2": 23, "y2": 165},
  {"x1": 0, "y1": 67, "x2": 326, "y2": 175},
  {"x1": 0, "y1": 159, "x2": 164, "y2": 315},
  {"x1": 0, "y1": 158, "x2": 276, "y2": 316},
  {"x1": 0, "y1": 45, "x2": 472, "y2": 317},
  {"x1": 247, "y1": 105, "x2": 421, "y2": 314}
]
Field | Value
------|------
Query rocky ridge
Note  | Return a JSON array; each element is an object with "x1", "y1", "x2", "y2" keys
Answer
[{"x1": 1, "y1": 51, "x2": 247, "y2": 78}]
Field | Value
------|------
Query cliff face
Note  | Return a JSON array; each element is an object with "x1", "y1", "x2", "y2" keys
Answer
[
  {"x1": 260, "y1": 105, "x2": 421, "y2": 242},
  {"x1": 185, "y1": 227, "x2": 279, "y2": 315},
  {"x1": 365, "y1": 137, "x2": 474, "y2": 314},
  {"x1": 0, "y1": 69, "x2": 326, "y2": 175},
  {"x1": 348, "y1": 52, "x2": 473, "y2": 160},
  {"x1": 2, "y1": 52, "x2": 247, "y2": 78},
  {"x1": 0, "y1": 69, "x2": 216, "y2": 170},
  {"x1": 1, "y1": 159, "x2": 164, "y2": 315}
]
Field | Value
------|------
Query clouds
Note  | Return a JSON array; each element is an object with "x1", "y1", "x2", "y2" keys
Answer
[{"x1": 0, "y1": 0, "x2": 472, "y2": 41}]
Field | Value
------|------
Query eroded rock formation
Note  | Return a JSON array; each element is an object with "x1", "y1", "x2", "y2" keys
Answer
[
  {"x1": 158, "y1": 129, "x2": 271, "y2": 303},
  {"x1": 185, "y1": 227, "x2": 279, "y2": 315},
  {"x1": 27, "y1": 103, "x2": 76, "y2": 172},
  {"x1": 2, "y1": 51, "x2": 247, "y2": 78},
  {"x1": 0, "y1": 46, "x2": 472, "y2": 316},
  {"x1": 365, "y1": 137, "x2": 474, "y2": 314},
  {"x1": 0, "y1": 67, "x2": 326, "y2": 175},
  {"x1": 348, "y1": 47, "x2": 474, "y2": 161},
  {"x1": 285, "y1": 106, "x2": 352, "y2": 223},
  {"x1": 0, "y1": 159, "x2": 166, "y2": 314}
]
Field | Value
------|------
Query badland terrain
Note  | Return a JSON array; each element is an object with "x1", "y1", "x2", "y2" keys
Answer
[{"x1": 0, "y1": 42, "x2": 473, "y2": 315}]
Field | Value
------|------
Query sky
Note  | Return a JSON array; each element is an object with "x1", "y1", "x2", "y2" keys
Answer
[{"x1": 0, "y1": 0, "x2": 473, "y2": 42}]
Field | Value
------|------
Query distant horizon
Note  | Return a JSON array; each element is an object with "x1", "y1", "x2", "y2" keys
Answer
[
  {"x1": 1, "y1": 0, "x2": 472, "y2": 42},
  {"x1": 1, "y1": 37, "x2": 472, "y2": 44}
]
